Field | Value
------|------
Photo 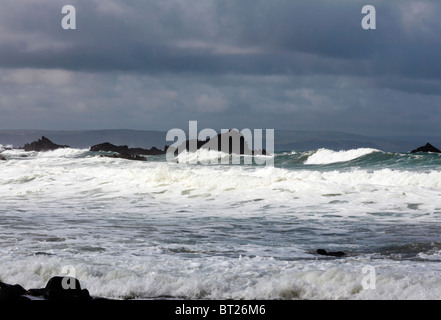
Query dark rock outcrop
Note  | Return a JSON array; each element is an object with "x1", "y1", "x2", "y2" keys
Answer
[
  {"x1": 410, "y1": 143, "x2": 441, "y2": 154},
  {"x1": 23, "y1": 136, "x2": 70, "y2": 152},
  {"x1": 0, "y1": 282, "x2": 27, "y2": 300},
  {"x1": 0, "y1": 276, "x2": 105, "y2": 300},
  {"x1": 170, "y1": 130, "x2": 267, "y2": 156},
  {"x1": 90, "y1": 142, "x2": 166, "y2": 161},
  {"x1": 40, "y1": 276, "x2": 91, "y2": 300},
  {"x1": 0, "y1": 155, "x2": 6, "y2": 161},
  {"x1": 316, "y1": 249, "x2": 346, "y2": 257}
]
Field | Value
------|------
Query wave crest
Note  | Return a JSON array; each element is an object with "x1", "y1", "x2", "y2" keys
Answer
[{"x1": 304, "y1": 148, "x2": 381, "y2": 165}]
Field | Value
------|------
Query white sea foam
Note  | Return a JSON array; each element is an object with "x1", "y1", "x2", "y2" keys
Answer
[
  {"x1": 2, "y1": 155, "x2": 441, "y2": 212},
  {"x1": 1, "y1": 253, "x2": 441, "y2": 300},
  {"x1": 1, "y1": 151, "x2": 441, "y2": 300},
  {"x1": 304, "y1": 148, "x2": 381, "y2": 165},
  {"x1": 0, "y1": 144, "x2": 13, "y2": 153},
  {"x1": 34, "y1": 147, "x2": 89, "y2": 158},
  {"x1": 176, "y1": 149, "x2": 272, "y2": 165},
  {"x1": 176, "y1": 149, "x2": 232, "y2": 164}
]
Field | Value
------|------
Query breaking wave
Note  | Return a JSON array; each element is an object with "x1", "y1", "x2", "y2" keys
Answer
[{"x1": 304, "y1": 148, "x2": 382, "y2": 165}]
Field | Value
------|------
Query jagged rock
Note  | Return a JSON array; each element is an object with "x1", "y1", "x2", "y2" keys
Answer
[
  {"x1": 128, "y1": 146, "x2": 166, "y2": 156},
  {"x1": 316, "y1": 249, "x2": 346, "y2": 257},
  {"x1": 91, "y1": 142, "x2": 166, "y2": 161},
  {"x1": 23, "y1": 136, "x2": 70, "y2": 152},
  {"x1": 90, "y1": 142, "x2": 130, "y2": 154},
  {"x1": 170, "y1": 130, "x2": 267, "y2": 156},
  {"x1": 410, "y1": 143, "x2": 441, "y2": 154}
]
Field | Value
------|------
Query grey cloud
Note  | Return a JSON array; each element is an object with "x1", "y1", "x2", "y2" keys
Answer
[
  {"x1": 1, "y1": 0, "x2": 440, "y2": 81},
  {"x1": 1, "y1": 0, "x2": 441, "y2": 136}
]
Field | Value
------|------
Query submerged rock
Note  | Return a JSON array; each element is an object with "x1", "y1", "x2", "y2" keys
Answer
[
  {"x1": 0, "y1": 155, "x2": 6, "y2": 161},
  {"x1": 316, "y1": 249, "x2": 346, "y2": 257},
  {"x1": 23, "y1": 136, "x2": 70, "y2": 152},
  {"x1": 410, "y1": 143, "x2": 441, "y2": 154},
  {"x1": 100, "y1": 152, "x2": 147, "y2": 161}
]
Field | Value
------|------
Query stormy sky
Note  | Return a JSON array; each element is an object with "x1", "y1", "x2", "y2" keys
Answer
[{"x1": 0, "y1": 0, "x2": 440, "y2": 136}]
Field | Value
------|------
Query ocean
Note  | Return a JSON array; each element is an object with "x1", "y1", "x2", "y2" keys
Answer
[{"x1": 1, "y1": 145, "x2": 441, "y2": 300}]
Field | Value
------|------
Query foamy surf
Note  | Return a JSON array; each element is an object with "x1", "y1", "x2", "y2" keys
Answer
[
  {"x1": 176, "y1": 149, "x2": 232, "y2": 164},
  {"x1": 2, "y1": 248, "x2": 441, "y2": 300},
  {"x1": 304, "y1": 148, "x2": 381, "y2": 165},
  {"x1": 175, "y1": 149, "x2": 273, "y2": 166},
  {"x1": 1, "y1": 148, "x2": 441, "y2": 300},
  {"x1": 0, "y1": 144, "x2": 12, "y2": 152}
]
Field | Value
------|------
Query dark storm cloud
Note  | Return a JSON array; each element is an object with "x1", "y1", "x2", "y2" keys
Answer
[
  {"x1": 1, "y1": 0, "x2": 440, "y2": 82},
  {"x1": 0, "y1": 0, "x2": 440, "y2": 135}
]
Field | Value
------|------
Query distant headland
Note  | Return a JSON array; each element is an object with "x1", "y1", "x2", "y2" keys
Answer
[{"x1": 1, "y1": 129, "x2": 441, "y2": 153}]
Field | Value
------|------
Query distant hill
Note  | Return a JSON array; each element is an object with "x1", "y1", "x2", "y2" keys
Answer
[
  {"x1": 0, "y1": 130, "x2": 168, "y2": 150},
  {"x1": 1, "y1": 129, "x2": 440, "y2": 153},
  {"x1": 274, "y1": 130, "x2": 441, "y2": 153}
]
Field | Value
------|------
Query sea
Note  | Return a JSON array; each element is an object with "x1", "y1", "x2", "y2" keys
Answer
[{"x1": 1, "y1": 144, "x2": 441, "y2": 300}]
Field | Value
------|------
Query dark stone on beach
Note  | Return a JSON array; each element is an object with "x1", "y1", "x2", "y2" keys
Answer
[
  {"x1": 410, "y1": 143, "x2": 441, "y2": 154},
  {"x1": 0, "y1": 282, "x2": 27, "y2": 300},
  {"x1": 26, "y1": 288, "x2": 46, "y2": 297},
  {"x1": 91, "y1": 142, "x2": 166, "y2": 161},
  {"x1": 23, "y1": 136, "x2": 70, "y2": 152},
  {"x1": 1, "y1": 277, "x2": 101, "y2": 300},
  {"x1": 43, "y1": 276, "x2": 92, "y2": 300},
  {"x1": 316, "y1": 249, "x2": 346, "y2": 257}
]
